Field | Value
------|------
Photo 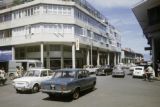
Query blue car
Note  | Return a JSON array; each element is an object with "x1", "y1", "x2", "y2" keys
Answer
[{"x1": 40, "y1": 69, "x2": 96, "y2": 99}]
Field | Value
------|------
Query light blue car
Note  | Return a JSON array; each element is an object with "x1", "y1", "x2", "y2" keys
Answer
[{"x1": 40, "y1": 69, "x2": 96, "y2": 100}]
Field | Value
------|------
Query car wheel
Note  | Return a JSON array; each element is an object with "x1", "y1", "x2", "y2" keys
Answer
[
  {"x1": 32, "y1": 84, "x2": 39, "y2": 93},
  {"x1": 16, "y1": 89, "x2": 21, "y2": 93},
  {"x1": 72, "y1": 88, "x2": 80, "y2": 100},
  {"x1": 48, "y1": 94, "x2": 54, "y2": 99}
]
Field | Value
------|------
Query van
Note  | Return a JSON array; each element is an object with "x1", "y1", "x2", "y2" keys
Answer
[{"x1": 8, "y1": 60, "x2": 42, "y2": 79}]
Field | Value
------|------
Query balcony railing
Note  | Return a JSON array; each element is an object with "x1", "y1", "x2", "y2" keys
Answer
[{"x1": 0, "y1": 0, "x2": 34, "y2": 10}]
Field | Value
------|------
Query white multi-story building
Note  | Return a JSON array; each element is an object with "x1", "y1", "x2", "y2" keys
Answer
[{"x1": 0, "y1": 0, "x2": 121, "y2": 69}]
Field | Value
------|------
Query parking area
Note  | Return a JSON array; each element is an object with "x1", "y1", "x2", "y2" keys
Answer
[{"x1": 0, "y1": 69, "x2": 160, "y2": 107}]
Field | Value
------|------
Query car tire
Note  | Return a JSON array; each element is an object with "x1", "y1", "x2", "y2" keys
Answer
[
  {"x1": 48, "y1": 94, "x2": 54, "y2": 99},
  {"x1": 32, "y1": 84, "x2": 39, "y2": 93},
  {"x1": 16, "y1": 89, "x2": 21, "y2": 93},
  {"x1": 72, "y1": 88, "x2": 80, "y2": 100}
]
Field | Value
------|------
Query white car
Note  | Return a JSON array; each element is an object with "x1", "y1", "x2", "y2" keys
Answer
[
  {"x1": 85, "y1": 66, "x2": 99, "y2": 74},
  {"x1": 132, "y1": 66, "x2": 144, "y2": 78},
  {"x1": 13, "y1": 68, "x2": 54, "y2": 93}
]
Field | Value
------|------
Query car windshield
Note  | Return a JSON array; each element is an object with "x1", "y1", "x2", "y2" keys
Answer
[
  {"x1": 114, "y1": 66, "x2": 122, "y2": 70},
  {"x1": 53, "y1": 71, "x2": 75, "y2": 78},
  {"x1": 24, "y1": 70, "x2": 41, "y2": 77}
]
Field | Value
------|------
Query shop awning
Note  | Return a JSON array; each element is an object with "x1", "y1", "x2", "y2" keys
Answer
[{"x1": 0, "y1": 50, "x2": 12, "y2": 62}]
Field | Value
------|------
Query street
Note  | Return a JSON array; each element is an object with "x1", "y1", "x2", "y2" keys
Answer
[{"x1": 0, "y1": 70, "x2": 160, "y2": 107}]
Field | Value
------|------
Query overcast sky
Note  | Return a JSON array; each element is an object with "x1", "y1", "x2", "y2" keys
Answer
[{"x1": 86, "y1": 0, "x2": 150, "y2": 57}]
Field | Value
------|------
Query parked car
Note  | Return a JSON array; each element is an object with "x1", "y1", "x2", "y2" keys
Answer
[
  {"x1": 129, "y1": 66, "x2": 135, "y2": 75},
  {"x1": 96, "y1": 68, "x2": 107, "y2": 76},
  {"x1": 40, "y1": 69, "x2": 96, "y2": 100},
  {"x1": 132, "y1": 66, "x2": 145, "y2": 78},
  {"x1": 84, "y1": 65, "x2": 99, "y2": 74},
  {"x1": 112, "y1": 66, "x2": 125, "y2": 78},
  {"x1": 96, "y1": 66, "x2": 113, "y2": 76},
  {"x1": 12, "y1": 68, "x2": 54, "y2": 93}
]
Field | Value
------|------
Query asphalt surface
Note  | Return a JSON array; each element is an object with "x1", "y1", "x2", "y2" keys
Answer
[{"x1": 0, "y1": 69, "x2": 160, "y2": 107}]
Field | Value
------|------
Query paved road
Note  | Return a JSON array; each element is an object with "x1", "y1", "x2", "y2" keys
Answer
[{"x1": 0, "y1": 70, "x2": 160, "y2": 107}]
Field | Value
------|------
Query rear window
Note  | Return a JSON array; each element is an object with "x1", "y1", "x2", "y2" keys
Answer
[{"x1": 135, "y1": 68, "x2": 142, "y2": 70}]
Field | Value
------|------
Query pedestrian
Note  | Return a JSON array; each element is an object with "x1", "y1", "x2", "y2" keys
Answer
[
  {"x1": 144, "y1": 64, "x2": 154, "y2": 81},
  {"x1": 157, "y1": 60, "x2": 160, "y2": 77},
  {"x1": 0, "y1": 67, "x2": 7, "y2": 85},
  {"x1": 16, "y1": 66, "x2": 22, "y2": 78}
]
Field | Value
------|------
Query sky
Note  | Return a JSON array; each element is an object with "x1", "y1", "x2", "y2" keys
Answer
[{"x1": 86, "y1": 0, "x2": 150, "y2": 60}]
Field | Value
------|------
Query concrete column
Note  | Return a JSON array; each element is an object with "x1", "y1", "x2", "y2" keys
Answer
[
  {"x1": 117, "y1": 53, "x2": 120, "y2": 64},
  {"x1": 104, "y1": 54, "x2": 107, "y2": 65},
  {"x1": 12, "y1": 46, "x2": 15, "y2": 60},
  {"x1": 119, "y1": 53, "x2": 122, "y2": 63},
  {"x1": 87, "y1": 48, "x2": 90, "y2": 65},
  {"x1": 46, "y1": 45, "x2": 50, "y2": 69},
  {"x1": 61, "y1": 45, "x2": 64, "y2": 69},
  {"x1": 40, "y1": 43, "x2": 44, "y2": 67},
  {"x1": 72, "y1": 42, "x2": 76, "y2": 68},
  {"x1": 107, "y1": 53, "x2": 110, "y2": 65},
  {"x1": 152, "y1": 38, "x2": 156, "y2": 76},
  {"x1": 114, "y1": 53, "x2": 116, "y2": 66},
  {"x1": 97, "y1": 49, "x2": 100, "y2": 66}
]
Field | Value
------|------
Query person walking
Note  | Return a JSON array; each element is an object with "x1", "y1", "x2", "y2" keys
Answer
[
  {"x1": 144, "y1": 65, "x2": 154, "y2": 81},
  {"x1": 157, "y1": 60, "x2": 160, "y2": 77}
]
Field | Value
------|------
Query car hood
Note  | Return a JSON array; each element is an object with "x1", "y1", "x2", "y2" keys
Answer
[
  {"x1": 42, "y1": 78, "x2": 74, "y2": 85},
  {"x1": 13, "y1": 77, "x2": 39, "y2": 83}
]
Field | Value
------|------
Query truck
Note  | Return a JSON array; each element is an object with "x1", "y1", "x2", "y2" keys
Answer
[{"x1": 8, "y1": 60, "x2": 42, "y2": 79}]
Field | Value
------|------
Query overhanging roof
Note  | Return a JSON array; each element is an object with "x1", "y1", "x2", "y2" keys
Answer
[{"x1": 132, "y1": 0, "x2": 160, "y2": 35}]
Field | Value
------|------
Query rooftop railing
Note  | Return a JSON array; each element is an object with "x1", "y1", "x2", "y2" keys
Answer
[{"x1": 0, "y1": 0, "x2": 34, "y2": 10}]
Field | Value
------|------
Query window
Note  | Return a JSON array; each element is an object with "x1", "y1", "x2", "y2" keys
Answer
[
  {"x1": 78, "y1": 70, "x2": 89, "y2": 79},
  {"x1": 41, "y1": 71, "x2": 48, "y2": 77},
  {"x1": 148, "y1": 5, "x2": 160, "y2": 25},
  {"x1": 48, "y1": 70, "x2": 54, "y2": 76}
]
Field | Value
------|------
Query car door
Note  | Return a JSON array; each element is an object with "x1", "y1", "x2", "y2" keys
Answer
[
  {"x1": 83, "y1": 70, "x2": 92, "y2": 88},
  {"x1": 77, "y1": 70, "x2": 86, "y2": 91}
]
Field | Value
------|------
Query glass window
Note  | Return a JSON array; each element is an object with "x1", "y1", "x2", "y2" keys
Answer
[
  {"x1": 41, "y1": 71, "x2": 48, "y2": 77},
  {"x1": 48, "y1": 70, "x2": 54, "y2": 76},
  {"x1": 53, "y1": 71, "x2": 75, "y2": 78}
]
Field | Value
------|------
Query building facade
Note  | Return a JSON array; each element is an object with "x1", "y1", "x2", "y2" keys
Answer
[
  {"x1": 0, "y1": 0, "x2": 121, "y2": 69},
  {"x1": 133, "y1": 0, "x2": 160, "y2": 76},
  {"x1": 121, "y1": 48, "x2": 143, "y2": 64}
]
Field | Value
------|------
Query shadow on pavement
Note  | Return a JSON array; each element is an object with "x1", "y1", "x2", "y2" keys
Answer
[{"x1": 42, "y1": 88, "x2": 97, "y2": 102}]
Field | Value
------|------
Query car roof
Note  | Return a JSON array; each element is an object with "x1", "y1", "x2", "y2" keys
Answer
[
  {"x1": 29, "y1": 68, "x2": 51, "y2": 71},
  {"x1": 54, "y1": 68, "x2": 85, "y2": 72},
  {"x1": 134, "y1": 66, "x2": 144, "y2": 68}
]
